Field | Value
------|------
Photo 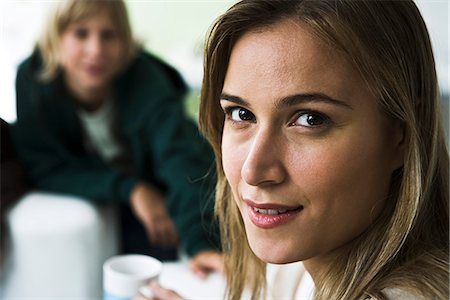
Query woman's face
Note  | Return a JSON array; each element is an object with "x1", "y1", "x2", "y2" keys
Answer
[
  {"x1": 221, "y1": 20, "x2": 404, "y2": 274},
  {"x1": 59, "y1": 10, "x2": 124, "y2": 101}
]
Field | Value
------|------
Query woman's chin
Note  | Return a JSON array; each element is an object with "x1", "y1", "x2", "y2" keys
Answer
[{"x1": 249, "y1": 239, "x2": 302, "y2": 264}]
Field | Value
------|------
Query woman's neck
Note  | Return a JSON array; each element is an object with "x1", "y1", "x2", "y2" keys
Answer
[
  {"x1": 302, "y1": 241, "x2": 354, "y2": 285},
  {"x1": 303, "y1": 254, "x2": 333, "y2": 283},
  {"x1": 64, "y1": 79, "x2": 112, "y2": 112},
  {"x1": 76, "y1": 96, "x2": 107, "y2": 112}
]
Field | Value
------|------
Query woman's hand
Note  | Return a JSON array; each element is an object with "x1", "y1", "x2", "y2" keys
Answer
[
  {"x1": 190, "y1": 250, "x2": 224, "y2": 278},
  {"x1": 134, "y1": 281, "x2": 183, "y2": 300},
  {"x1": 133, "y1": 251, "x2": 224, "y2": 300},
  {"x1": 130, "y1": 182, "x2": 178, "y2": 248}
]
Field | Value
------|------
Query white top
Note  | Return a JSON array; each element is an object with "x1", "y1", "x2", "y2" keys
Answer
[
  {"x1": 267, "y1": 262, "x2": 425, "y2": 300},
  {"x1": 77, "y1": 99, "x2": 123, "y2": 162},
  {"x1": 266, "y1": 262, "x2": 314, "y2": 299}
]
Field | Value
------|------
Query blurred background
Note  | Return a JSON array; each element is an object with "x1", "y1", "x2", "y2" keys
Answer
[{"x1": 0, "y1": 0, "x2": 448, "y2": 129}]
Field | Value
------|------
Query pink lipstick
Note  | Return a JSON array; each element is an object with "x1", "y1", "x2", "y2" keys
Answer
[{"x1": 244, "y1": 199, "x2": 303, "y2": 229}]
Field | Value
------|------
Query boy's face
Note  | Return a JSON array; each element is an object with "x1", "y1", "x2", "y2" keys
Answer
[{"x1": 59, "y1": 11, "x2": 124, "y2": 102}]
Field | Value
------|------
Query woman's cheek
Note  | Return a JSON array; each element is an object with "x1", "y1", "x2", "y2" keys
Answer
[
  {"x1": 222, "y1": 129, "x2": 253, "y2": 189},
  {"x1": 222, "y1": 141, "x2": 241, "y2": 187}
]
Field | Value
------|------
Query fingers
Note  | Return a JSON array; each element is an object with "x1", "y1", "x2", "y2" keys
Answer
[
  {"x1": 149, "y1": 281, "x2": 184, "y2": 300},
  {"x1": 133, "y1": 293, "x2": 149, "y2": 300},
  {"x1": 145, "y1": 217, "x2": 160, "y2": 246},
  {"x1": 133, "y1": 286, "x2": 154, "y2": 300},
  {"x1": 144, "y1": 215, "x2": 179, "y2": 248},
  {"x1": 190, "y1": 251, "x2": 224, "y2": 278},
  {"x1": 130, "y1": 183, "x2": 179, "y2": 248},
  {"x1": 134, "y1": 282, "x2": 182, "y2": 300},
  {"x1": 164, "y1": 218, "x2": 179, "y2": 246}
]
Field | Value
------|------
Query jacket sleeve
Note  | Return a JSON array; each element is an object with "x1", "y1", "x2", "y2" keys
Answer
[
  {"x1": 145, "y1": 99, "x2": 220, "y2": 256},
  {"x1": 122, "y1": 52, "x2": 220, "y2": 256},
  {"x1": 12, "y1": 57, "x2": 139, "y2": 204}
]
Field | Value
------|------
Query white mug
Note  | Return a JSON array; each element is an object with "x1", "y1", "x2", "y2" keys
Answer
[{"x1": 103, "y1": 254, "x2": 163, "y2": 300}]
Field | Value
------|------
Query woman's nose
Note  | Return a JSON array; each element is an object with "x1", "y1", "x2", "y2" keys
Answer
[
  {"x1": 241, "y1": 130, "x2": 287, "y2": 186},
  {"x1": 85, "y1": 35, "x2": 103, "y2": 57}
]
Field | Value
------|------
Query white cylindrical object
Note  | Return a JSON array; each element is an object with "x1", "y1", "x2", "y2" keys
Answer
[
  {"x1": 1, "y1": 192, "x2": 119, "y2": 299},
  {"x1": 103, "y1": 254, "x2": 162, "y2": 298}
]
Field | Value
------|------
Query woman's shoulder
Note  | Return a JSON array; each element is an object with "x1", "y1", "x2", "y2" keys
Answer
[
  {"x1": 17, "y1": 50, "x2": 43, "y2": 80},
  {"x1": 121, "y1": 49, "x2": 187, "y2": 96}
]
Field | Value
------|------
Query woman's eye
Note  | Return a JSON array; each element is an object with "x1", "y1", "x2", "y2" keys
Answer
[
  {"x1": 227, "y1": 107, "x2": 256, "y2": 122},
  {"x1": 74, "y1": 28, "x2": 88, "y2": 39},
  {"x1": 293, "y1": 112, "x2": 329, "y2": 127},
  {"x1": 101, "y1": 29, "x2": 118, "y2": 41}
]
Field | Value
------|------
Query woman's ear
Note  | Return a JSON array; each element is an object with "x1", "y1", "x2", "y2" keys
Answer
[{"x1": 390, "y1": 120, "x2": 406, "y2": 171}]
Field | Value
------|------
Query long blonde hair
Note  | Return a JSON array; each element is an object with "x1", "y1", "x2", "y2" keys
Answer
[
  {"x1": 199, "y1": 1, "x2": 449, "y2": 299},
  {"x1": 38, "y1": 0, "x2": 136, "y2": 82}
]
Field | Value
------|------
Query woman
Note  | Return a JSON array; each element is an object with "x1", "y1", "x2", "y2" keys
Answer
[
  {"x1": 143, "y1": 0, "x2": 449, "y2": 299},
  {"x1": 12, "y1": 0, "x2": 222, "y2": 275}
]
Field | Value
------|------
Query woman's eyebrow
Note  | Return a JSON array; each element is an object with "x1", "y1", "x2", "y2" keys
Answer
[
  {"x1": 220, "y1": 92, "x2": 353, "y2": 110},
  {"x1": 220, "y1": 93, "x2": 249, "y2": 106},
  {"x1": 276, "y1": 93, "x2": 353, "y2": 110}
]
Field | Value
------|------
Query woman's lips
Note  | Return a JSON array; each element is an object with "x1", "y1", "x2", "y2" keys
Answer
[
  {"x1": 244, "y1": 199, "x2": 303, "y2": 229},
  {"x1": 85, "y1": 65, "x2": 106, "y2": 77}
]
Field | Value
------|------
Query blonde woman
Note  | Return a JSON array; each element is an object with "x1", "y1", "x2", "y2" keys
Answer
[
  {"x1": 12, "y1": 0, "x2": 222, "y2": 275},
  {"x1": 142, "y1": 0, "x2": 448, "y2": 299}
]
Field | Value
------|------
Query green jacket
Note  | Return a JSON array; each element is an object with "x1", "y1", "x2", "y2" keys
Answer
[{"x1": 12, "y1": 50, "x2": 219, "y2": 256}]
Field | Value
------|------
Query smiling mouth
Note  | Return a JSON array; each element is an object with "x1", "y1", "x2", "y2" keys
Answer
[
  {"x1": 85, "y1": 65, "x2": 106, "y2": 75},
  {"x1": 244, "y1": 199, "x2": 303, "y2": 229},
  {"x1": 252, "y1": 206, "x2": 301, "y2": 215}
]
